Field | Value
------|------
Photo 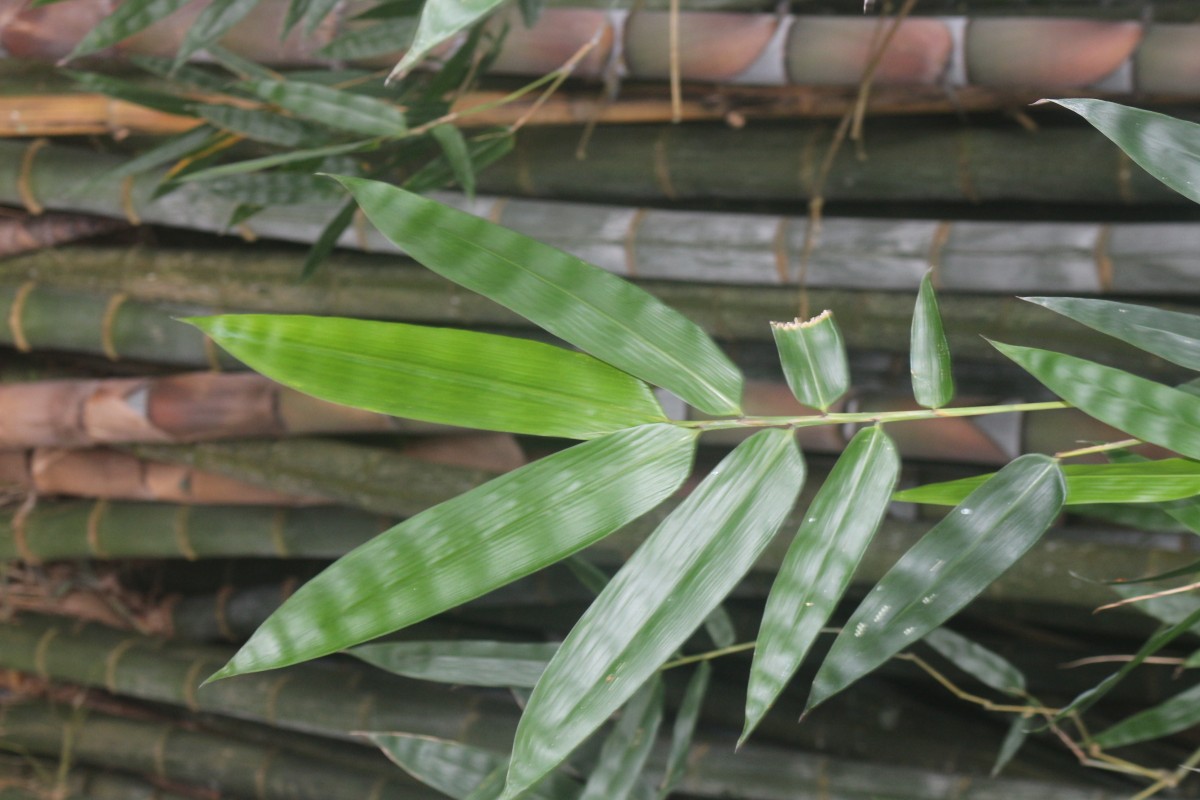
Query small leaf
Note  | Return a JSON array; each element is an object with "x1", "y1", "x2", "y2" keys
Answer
[
  {"x1": 743, "y1": 425, "x2": 897, "y2": 744},
  {"x1": 300, "y1": 199, "x2": 357, "y2": 280},
  {"x1": 896, "y1": 459, "x2": 1200, "y2": 507},
  {"x1": 244, "y1": 79, "x2": 407, "y2": 137},
  {"x1": 1092, "y1": 681, "x2": 1200, "y2": 749},
  {"x1": 355, "y1": 0, "x2": 424, "y2": 20},
  {"x1": 388, "y1": 0, "x2": 507, "y2": 81},
  {"x1": 349, "y1": 640, "x2": 559, "y2": 687},
  {"x1": 770, "y1": 310, "x2": 849, "y2": 412},
  {"x1": 208, "y1": 423, "x2": 696, "y2": 679},
  {"x1": 517, "y1": 0, "x2": 543, "y2": 26},
  {"x1": 994, "y1": 342, "x2": 1200, "y2": 461},
  {"x1": 403, "y1": 132, "x2": 512, "y2": 194},
  {"x1": 429, "y1": 123, "x2": 476, "y2": 199},
  {"x1": 66, "y1": 70, "x2": 195, "y2": 116},
  {"x1": 333, "y1": 177, "x2": 744, "y2": 416},
  {"x1": 195, "y1": 103, "x2": 325, "y2": 147},
  {"x1": 177, "y1": 140, "x2": 376, "y2": 183},
  {"x1": 80, "y1": 125, "x2": 219, "y2": 189},
  {"x1": 1046, "y1": 99, "x2": 1200, "y2": 205},
  {"x1": 202, "y1": 172, "x2": 342, "y2": 206},
  {"x1": 189, "y1": 314, "x2": 667, "y2": 439},
  {"x1": 205, "y1": 43, "x2": 279, "y2": 81},
  {"x1": 566, "y1": 557, "x2": 610, "y2": 595},
  {"x1": 656, "y1": 663, "x2": 710, "y2": 800},
  {"x1": 173, "y1": 0, "x2": 261, "y2": 68},
  {"x1": 503, "y1": 429, "x2": 804, "y2": 798},
  {"x1": 319, "y1": 16, "x2": 418, "y2": 59},
  {"x1": 129, "y1": 54, "x2": 232, "y2": 92},
  {"x1": 65, "y1": 0, "x2": 193, "y2": 60},
  {"x1": 910, "y1": 271, "x2": 954, "y2": 409},
  {"x1": 808, "y1": 454, "x2": 1065, "y2": 712},
  {"x1": 579, "y1": 677, "x2": 664, "y2": 800},
  {"x1": 922, "y1": 627, "x2": 1025, "y2": 696},
  {"x1": 992, "y1": 716, "x2": 1030, "y2": 777}
]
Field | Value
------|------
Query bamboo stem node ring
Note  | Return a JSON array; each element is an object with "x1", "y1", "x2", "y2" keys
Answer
[
  {"x1": 269, "y1": 508, "x2": 290, "y2": 558},
  {"x1": 10, "y1": 500, "x2": 38, "y2": 565},
  {"x1": 264, "y1": 674, "x2": 293, "y2": 724},
  {"x1": 8, "y1": 280, "x2": 37, "y2": 353},
  {"x1": 214, "y1": 585, "x2": 237, "y2": 642},
  {"x1": 152, "y1": 727, "x2": 172, "y2": 777},
  {"x1": 85, "y1": 499, "x2": 110, "y2": 558},
  {"x1": 623, "y1": 208, "x2": 646, "y2": 277},
  {"x1": 1094, "y1": 224, "x2": 1115, "y2": 292},
  {"x1": 100, "y1": 293, "x2": 128, "y2": 362},
  {"x1": 119, "y1": 176, "x2": 141, "y2": 226},
  {"x1": 254, "y1": 747, "x2": 280, "y2": 800},
  {"x1": 32, "y1": 627, "x2": 58, "y2": 679},
  {"x1": 103, "y1": 636, "x2": 139, "y2": 692},
  {"x1": 181, "y1": 657, "x2": 213, "y2": 711},
  {"x1": 17, "y1": 138, "x2": 48, "y2": 216},
  {"x1": 173, "y1": 505, "x2": 196, "y2": 561}
]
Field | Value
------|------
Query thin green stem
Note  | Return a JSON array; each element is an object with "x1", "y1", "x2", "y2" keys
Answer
[
  {"x1": 675, "y1": 400, "x2": 1069, "y2": 432},
  {"x1": 1055, "y1": 438, "x2": 1141, "y2": 460}
]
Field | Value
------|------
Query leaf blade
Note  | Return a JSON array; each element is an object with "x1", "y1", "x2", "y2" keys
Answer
[
  {"x1": 243, "y1": 79, "x2": 407, "y2": 137},
  {"x1": 922, "y1": 627, "x2": 1026, "y2": 696},
  {"x1": 1092, "y1": 681, "x2": 1200, "y2": 749},
  {"x1": 350, "y1": 640, "x2": 559, "y2": 688},
  {"x1": 656, "y1": 663, "x2": 710, "y2": 800},
  {"x1": 388, "y1": 0, "x2": 507, "y2": 81},
  {"x1": 66, "y1": 0, "x2": 193, "y2": 59},
  {"x1": 579, "y1": 677, "x2": 664, "y2": 800},
  {"x1": 173, "y1": 0, "x2": 262, "y2": 68},
  {"x1": 770, "y1": 310, "x2": 849, "y2": 412},
  {"x1": 910, "y1": 271, "x2": 954, "y2": 409}
]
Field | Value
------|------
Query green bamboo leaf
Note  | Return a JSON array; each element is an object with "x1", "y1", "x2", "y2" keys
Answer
[
  {"x1": 703, "y1": 606, "x2": 735, "y2": 649},
  {"x1": 208, "y1": 423, "x2": 696, "y2": 680},
  {"x1": 910, "y1": 271, "x2": 954, "y2": 409},
  {"x1": 173, "y1": 0, "x2": 261, "y2": 68},
  {"x1": 356, "y1": 0, "x2": 423, "y2": 19},
  {"x1": 388, "y1": 0, "x2": 507, "y2": 81},
  {"x1": 742, "y1": 425, "x2": 897, "y2": 744},
  {"x1": 189, "y1": 314, "x2": 667, "y2": 439},
  {"x1": 332, "y1": 176, "x2": 744, "y2": 416},
  {"x1": 65, "y1": 70, "x2": 195, "y2": 116},
  {"x1": 808, "y1": 454, "x2": 1065, "y2": 712},
  {"x1": 194, "y1": 104, "x2": 323, "y2": 147},
  {"x1": 1056, "y1": 605, "x2": 1200, "y2": 720},
  {"x1": 1092, "y1": 681, "x2": 1200, "y2": 749},
  {"x1": 1185, "y1": 649, "x2": 1200, "y2": 668},
  {"x1": 65, "y1": 0, "x2": 193, "y2": 59},
  {"x1": 517, "y1": 0, "x2": 543, "y2": 25},
  {"x1": 302, "y1": 0, "x2": 343, "y2": 32},
  {"x1": 1026, "y1": 297, "x2": 1200, "y2": 373},
  {"x1": 896, "y1": 459, "x2": 1200, "y2": 507},
  {"x1": 579, "y1": 677, "x2": 664, "y2": 800},
  {"x1": 1046, "y1": 99, "x2": 1200, "y2": 205},
  {"x1": 430, "y1": 123, "x2": 476, "y2": 199},
  {"x1": 922, "y1": 627, "x2": 1025, "y2": 696},
  {"x1": 402, "y1": 132, "x2": 512, "y2": 194},
  {"x1": 78, "y1": 125, "x2": 219, "y2": 191},
  {"x1": 301, "y1": 199, "x2": 357, "y2": 280},
  {"x1": 130, "y1": 54, "x2": 232, "y2": 92},
  {"x1": 994, "y1": 342, "x2": 1200, "y2": 461},
  {"x1": 770, "y1": 310, "x2": 849, "y2": 412},
  {"x1": 992, "y1": 716, "x2": 1030, "y2": 777},
  {"x1": 202, "y1": 172, "x2": 342, "y2": 206},
  {"x1": 1070, "y1": 503, "x2": 1186, "y2": 532},
  {"x1": 566, "y1": 557, "x2": 610, "y2": 595},
  {"x1": 244, "y1": 79, "x2": 407, "y2": 137},
  {"x1": 319, "y1": 17, "x2": 418, "y2": 59},
  {"x1": 1106, "y1": 557, "x2": 1200, "y2": 586},
  {"x1": 349, "y1": 641, "x2": 559, "y2": 687},
  {"x1": 227, "y1": 202, "x2": 263, "y2": 228},
  {"x1": 177, "y1": 140, "x2": 375, "y2": 183},
  {"x1": 656, "y1": 663, "x2": 709, "y2": 800},
  {"x1": 503, "y1": 429, "x2": 803, "y2": 798}
]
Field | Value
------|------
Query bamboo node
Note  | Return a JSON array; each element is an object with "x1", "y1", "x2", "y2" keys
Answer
[
  {"x1": 32, "y1": 627, "x2": 58, "y2": 679},
  {"x1": 772, "y1": 217, "x2": 790, "y2": 284},
  {"x1": 623, "y1": 208, "x2": 647, "y2": 277},
  {"x1": 119, "y1": 176, "x2": 141, "y2": 226},
  {"x1": 254, "y1": 747, "x2": 280, "y2": 800},
  {"x1": 352, "y1": 207, "x2": 369, "y2": 251},
  {"x1": 1116, "y1": 150, "x2": 1135, "y2": 204},
  {"x1": 366, "y1": 775, "x2": 389, "y2": 800},
  {"x1": 269, "y1": 508, "x2": 290, "y2": 558},
  {"x1": 927, "y1": 221, "x2": 952, "y2": 285},
  {"x1": 486, "y1": 197, "x2": 508, "y2": 225},
  {"x1": 8, "y1": 280, "x2": 38, "y2": 353},
  {"x1": 955, "y1": 132, "x2": 979, "y2": 204},
  {"x1": 1093, "y1": 224, "x2": 1114, "y2": 292},
  {"x1": 264, "y1": 674, "x2": 293, "y2": 724},
  {"x1": 214, "y1": 585, "x2": 237, "y2": 642},
  {"x1": 202, "y1": 335, "x2": 223, "y2": 373},
  {"x1": 174, "y1": 505, "x2": 196, "y2": 561},
  {"x1": 10, "y1": 497, "x2": 39, "y2": 565},
  {"x1": 152, "y1": 727, "x2": 172, "y2": 777},
  {"x1": 99, "y1": 293, "x2": 128, "y2": 362},
  {"x1": 181, "y1": 657, "x2": 214, "y2": 711},
  {"x1": 103, "y1": 637, "x2": 139, "y2": 693},
  {"x1": 353, "y1": 692, "x2": 376, "y2": 730},
  {"x1": 85, "y1": 499, "x2": 110, "y2": 558},
  {"x1": 652, "y1": 129, "x2": 678, "y2": 200},
  {"x1": 17, "y1": 138, "x2": 48, "y2": 216}
]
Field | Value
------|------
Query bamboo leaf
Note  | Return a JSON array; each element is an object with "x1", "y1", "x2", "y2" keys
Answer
[
  {"x1": 176, "y1": 141, "x2": 375, "y2": 183},
  {"x1": 896, "y1": 459, "x2": 1200, "y2": 507},
  {"x1": 65, "y1": 0, "x2": 193, "y2": 59},
  {"x1": 202, "y1": 172, "x2": 342, "y2": 206},
  {"x1": 808, "y1": 454, "x2": 1065, "y2": 712},
  {"x1": 994, "y1": 342, "x2": 1200, "y2": 461},
  {"x1": 66, "y1": 70, "x2": 195, "y2": 116},
  {"x1": 910, "y1": 271, "x2": 954, "y2": 409},
  {"x1": 208, "y1": 423, "x2": 696, "y2": 680},
  {"x1": 349, "y1": 641, "x2": 559, "y2": 687},
  {"x1": 403, "y1": 132, "x2": 512, "y2": 194},
  {"x1": 79, "y1": 125, "x2": 219, "y2": 189},
  {"x1": 579, "y1": 677, "x2": 664, "y2": 800},
  {"x1": 130, "y1": 54, "x2": 233, "y2": 92},
  {"x1": 1070, "y1": 503, "x2": 1186, "y2": 532},
  {"x1": 189, "y1": 314, "x2": 667, "y2": 439},
  {"x1": 503, "y1": 429, "x2": 803, "y2": 798},
  {"x1": 173, "y1": 0, "x2": 262, "y2": 68},
  {"x1": 388, "y1": 0, "x2": 507, "y2": 81},
  {"x1": 244, "y1": 79, "x2": 407, "y2": 137},
  {"x1": 703, "y1": 606, "x2": 735, "y2": 649},
  {"x1": 1025, "y1": 297, "x2": 1200, "y2": 373},
  {"x1": 992, "y1": 716, "x2": 1030, "y2": 777},
  {"x1": 1092, "y1": 681, "x2": 1200, "y2": 749},
  {"x1": 301, "y1": 199, "x2": 357, "y2": 280},
  {"x1": 302, "y1": 0, "x2": 343, "y2": 33},
  {"x1": 922, "y1": 627, "x2": 1025, "y2": 696},
  {"x1": 332, "y1": 177, "x2": 744, "y2": 416},
  {"x1": 743, "y1": 425, "x2": 897, "y2": 744},
  {"x1": 355, "y1": 0, "x2": 423, "y2": 19},
  {"x1": 656, "y1": 663, "x2": 709, "y2": 800},
  {"x1": 195, "y1": 104, "x2": 325, "y2": 147},
  {"x1": 319, "y1": 17, "x2": 418, "y2": 59},
  {"x1": 430, "y1": 123, "x2": 476, "y2": 199},
  {"x1": 1047, "y1": 99, "x2": 1200, "y2": 205},
  {"x1": 770, "y1": 310, "x2": 849, "y2": 412}
]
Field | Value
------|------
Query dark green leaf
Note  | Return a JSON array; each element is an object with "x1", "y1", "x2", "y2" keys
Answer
[
  {"x1": 227, "y1": 202, "x2": 263, "y2": 228},
  {"x1": 66, "y1": 0, "x2": 193, "y2": 59},
  {"x1": 333, "y1": 177, "x2": 744, "y2": 416},
  {"x1": 195, "y1": 104, "x2": 324, "y2": 147},
  {"x1": 992, "y1": 716, "x2": 1030, "y2": 777},
  {"x1": 66, "y1": 70, "x2": 195, "y2": 116},
  {"x1": 319, "y1": 17, "x2": 418, "y2": 59},
  {"x1": 189, "y1": 314, "x2": 667, "y2": 439},
  {"x1": 130, "y1": 54, "x2": 231, "y2": 92},
  {"x1": 244, "y1": 79, "x2": 407, "y2": 137},
  {"x1": 994, "y1": 342, "x2": 1200, "y2": 461},
  {"x1": 922, "y1": 627, "x2": 1025, "y2": 696},
  {"x1": 402, "y1": 132, "x2": 512, "y2": 194},
  {"x1": 202, "y1": 172, "x2": 342, "y2": 205},
  {"x1": 430, "y1": 123, "x2": 476, "y2": 199},
  {"x1": 205, "y1": 43, "x2": 279, "y2": 81},
  {"x1": 656, "y1": 663, "x2": 709, "y2": 800},
  {"x1": 1047, "y1": 99, "x2": 1200, "y2": 205},
  {"x1": 350, "y1": 640, "x2": 559, "y2": 687},
  {"x1": 283, "y1": 0, "x2": 313, "y2": 36},
  {"x1": 1106, "y1": 557, "x2": 1200, "y2": 586},
  {"x1": 703, "y1": 606, "x2": 735, "y2": 649},
  {"x1": 743, "y1": 425, "x2": 897, "y2": 743},
  {"x1": 302, "y1": 0, "x2": 343, "y2": 33},
  {"x1": 579, "y1": 677, "x2": 664, "y2": 800},
  {"x1": 173, "y1": 0, "x2": 261, "y2": 68},
  {"x1": 503, "y1": 429, "x2": 803, "y2": 797},
  {"x1": 301, "y1": 199, "x2": 357, "y2": 280},
  {"x1": 911, "y1": 271, "x2": 954, "y2": 409},
  {"x1": 896, "y1": 459, "x2": 1200, "y2": 507},
  {"x1": 208, "y1": 423, "x2": 696, "y2": 680},
  {"x1": 176, "y1": 140, "x2": 375, "y2": 182},
  {"x1": 770, "y1": 310, "x2": 849, "y2": 412},
  {"x1": 517, "y1": 0, "x2": 543, "y2": 26},
  {"x1": 1092, "y1": 681, "x2": 1200, "y2": 749},
  {"x1": 808, "y1": 454, "x2": 1065, "y2": 711},
  {"x1": 79, "y1": 125, "x2": 218, "y2": 189},
  {"x1": 388, "y1": 0, "x2": 508, "y2": 81}
]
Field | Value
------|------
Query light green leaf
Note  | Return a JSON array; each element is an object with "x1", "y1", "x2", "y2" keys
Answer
[
  {"x1": 66, "y1": 0, "x2": 193, "y2": 59},
  {"x1": 910, "y1": 271, "x2": 954, "y2": 409},
  {"x1": 195, "y1": 104, "x2": 325, "y2": 147},
  {"x1": 205, "y1": 43, "x2": 278, "y2": 81},
  {"x1": 1046, "y1": 99, "x2": 1200, "y2": 205},
  {"x1": 808, "y1": 454, "x2": 1065, "y2": 711},
  {"x1": 177, "y1": 140, "x2": 375, "y2": 183},
  {"x1": 1070, "y1": 503, "x2": 1186, "y2": 532},
  {"x1": 66, "y1": 70, "x2": 195, "y2": 116},
  {"x1": 994, "y1": 342, "x2": 1200, "y2": 461},
  {"x1": 1092, "y1": 681, "x2": 1200, "y2": 749},
  {"x1": 566, "y1": 557, "x2": 610, "y2": 595},
  {"x1": 656, "y1": 663, "x2": 709, "y2": 800},
  {"x1": 403, "y1": 132, "x2": 512, "y2": 194},
  {"x1": 388, "y1": 0, "x2": 507, "y2": 81},
  {"x1": 173, "y1": 0, "x2": 261, "y2": 68},
  {"x1": 202, "y1": 172, "x2": 342, "y2": 206},
  {"x1": 189, "y1": 314, "x2": 667, "y2": 439},
  {"x1": 580, "y1": 677, "x2": 664, "y2": 800},
  {"x1": 503, "y1": 429, "x2": 803, "y2": 798},
  {"x1": 332, "y1": 176, "x2": 744, "y2": 416},
  {"x1": 283, "y1": 0, "x2": 314, "y2": 35},
  {"x1": 207, "y1": 423, "x2": 696, "y2": 680},
  {"x1": 244, "y1": 79, "x2": 407, "y2": 137},
  {"x1": 770, "y1": 310, "x2": 849, "y2": 412},
  {"x1": 301, "y1": 0, "x2": 343, "y2": 33},
  {"x1": 896, "y1": 459, "x2": 1200, "y2": 507},
  {"x1": 1025, "y1": 297, "x2": 1200, "y2": 373},
  {"x1": 350, "y1": 640, "x2": 559, "y2": 687},
  {"x1": 922, "y1": 627, "x2": 1025, "y2": 696},
  {"x1": 703, "y1": 606, "x2": 735, "y2": 649},
  {"x1": 430, "y1": 123, "x2": 476, "y2": 199},
  {"x1": 319, "y1": 16, "x2": 418, "y2": 59},
  {"x1": 742, "y1": 425, "x2": 897, "y2": 744}
]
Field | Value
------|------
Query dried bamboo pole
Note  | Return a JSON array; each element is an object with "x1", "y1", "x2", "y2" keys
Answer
[{"x1": 0, "y1": 213, "x2": 124, "y2": 257}]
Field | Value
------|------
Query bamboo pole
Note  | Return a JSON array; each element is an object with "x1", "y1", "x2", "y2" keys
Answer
[
  {"x1": 0, "y1": 213, "x2": 124, "y2": 257},
  {"x1": 0, "y1": 755, "x2": 197, "y2": 800}
]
